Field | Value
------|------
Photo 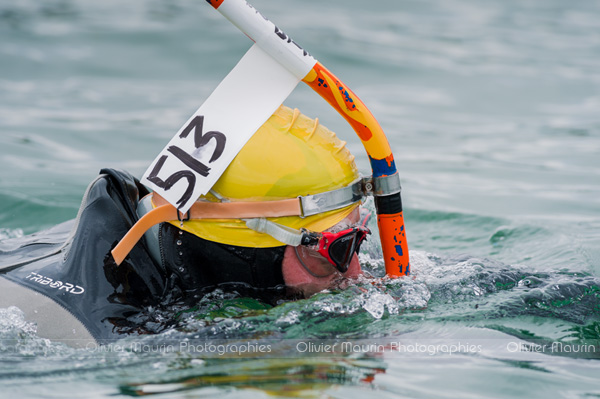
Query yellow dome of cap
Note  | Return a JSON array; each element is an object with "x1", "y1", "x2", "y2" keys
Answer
[{"x1": 168, "y1": 105, "x2": 360, "y2": 247}]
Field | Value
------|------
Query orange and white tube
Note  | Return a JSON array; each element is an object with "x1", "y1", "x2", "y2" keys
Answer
[{"x1": 206, "y1": 0, "x2": 410, "y2": 276}]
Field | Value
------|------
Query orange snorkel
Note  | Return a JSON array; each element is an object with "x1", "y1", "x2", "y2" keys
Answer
[
  {"x1": 303, "y1": 64, "x2": 410, "y2": 277},
  {"x1": 206, "y1": 0, "x2": 410, "y2": 277}
]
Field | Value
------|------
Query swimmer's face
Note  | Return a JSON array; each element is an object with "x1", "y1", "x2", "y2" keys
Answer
[{"x1": 281, "y1": 208, "x2": 362, "y2": 297}]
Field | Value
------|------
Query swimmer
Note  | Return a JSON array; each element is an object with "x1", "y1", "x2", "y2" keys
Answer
[{"x1": 0, "y1": 105, "x2": 371, "y2": 346}]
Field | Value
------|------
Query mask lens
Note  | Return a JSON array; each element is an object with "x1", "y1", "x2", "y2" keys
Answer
[{"x1": 327, "y1": 228, "x2": 369, "y2": 272}]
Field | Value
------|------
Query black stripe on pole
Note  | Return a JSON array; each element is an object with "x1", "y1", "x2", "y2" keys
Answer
[{"x1": 374, "y1": 192, "x2": 403, "y2": 215}]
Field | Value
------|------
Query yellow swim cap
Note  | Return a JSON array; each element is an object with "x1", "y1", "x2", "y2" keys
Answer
[{"x1": 169, "y1": 105, "x2": 360, "y2": 247}]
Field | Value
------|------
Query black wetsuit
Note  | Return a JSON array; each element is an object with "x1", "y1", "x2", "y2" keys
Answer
[{"x1": 0, "y1": 169, "x2": 285, "y2": 346}]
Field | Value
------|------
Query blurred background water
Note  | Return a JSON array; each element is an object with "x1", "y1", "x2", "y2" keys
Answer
[{"x1": 1, "y1": 0, "x2": 600, "y2": 398}]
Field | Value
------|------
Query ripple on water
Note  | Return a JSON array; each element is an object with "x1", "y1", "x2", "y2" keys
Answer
[{"x1": 0, "y1": 228, "x2": 24, "y2": 240}]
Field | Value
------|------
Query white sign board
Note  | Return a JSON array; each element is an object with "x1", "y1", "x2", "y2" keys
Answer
[{"x1": 141, "y1": 44, "x2": 301, "y2": 213}]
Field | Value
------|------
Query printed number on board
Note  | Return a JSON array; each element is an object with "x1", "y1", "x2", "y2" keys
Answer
[{"x1": 147, "y1": 115, "x2": 226, "y2": 208}]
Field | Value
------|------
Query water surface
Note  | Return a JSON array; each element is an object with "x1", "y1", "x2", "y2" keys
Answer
[{"x1": 1, "y1": 0, "x2": 599, "y2": 398}]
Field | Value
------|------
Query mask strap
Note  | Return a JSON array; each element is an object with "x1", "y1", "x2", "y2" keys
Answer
[
  {"x1": 244, "y1": 218, "x2": 304, "y2": 246},
  {"x1": 111, "y1": 179, "x2": 365, "y2": 265}
]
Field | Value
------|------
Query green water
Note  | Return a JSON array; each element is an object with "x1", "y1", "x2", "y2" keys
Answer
[{"x1": 1, "y1": 0, "x2": 600, "y2": 398}]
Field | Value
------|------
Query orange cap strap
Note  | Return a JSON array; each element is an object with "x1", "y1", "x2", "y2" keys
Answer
[{"x1": 111, "y1": 198, "x2": 302, "y2": 265}]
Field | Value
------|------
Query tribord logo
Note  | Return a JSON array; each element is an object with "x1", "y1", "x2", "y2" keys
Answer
[{"x1": 24, "y1": 272, "x2": 84, "y2": 295}]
